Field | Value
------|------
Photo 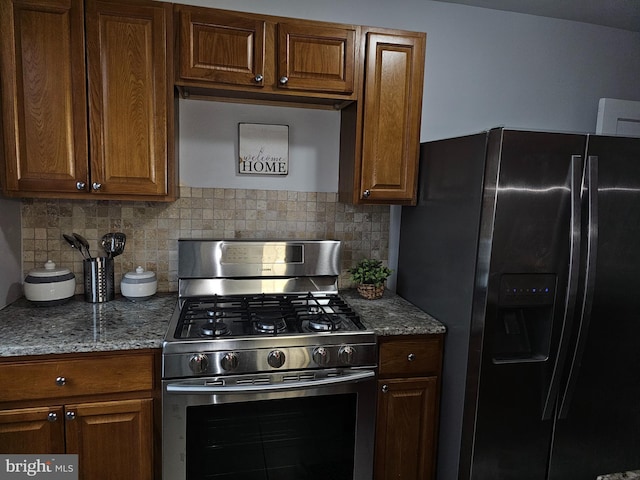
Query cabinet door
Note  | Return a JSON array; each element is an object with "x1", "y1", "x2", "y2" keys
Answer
[
  {"x1": 375, "y1": 377, "x2": 438, "y2": 480},
  {"x1": 277, "y1": 22, "x2": 356, "y2": 94},
  {"x1": 65, "y1": 399, "x2": 153, "y2": 480},
  {"x1": 359, "y1": 31, "x2": 425, "y2": 204},
  {"x1": 85, "y1": 0, "x2": 171, "y2": 197},
  {"x1": 176, "y1": 6, "x2": 266, "y2": 88},
  {"x1": 0, "y1": 0, "x2": 88, "y2": 195},
  {"x1": 0, "y1": 406, "x2": 65, "y2": 454}
]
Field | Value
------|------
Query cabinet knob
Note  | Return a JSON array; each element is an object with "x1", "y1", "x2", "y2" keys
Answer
[
  {"x1": 65, "y1": 411, "x2": 76, "y2": 421},
  {"x1": 47, "y1": 412, "x2": 58, "y2": 422},
  {"x1": 279, "y1": 76, "x2": 289, "y2": 85},
  {"x1": 254, "y1": 74, "x2": 264, "y2": 83},
  {"x1": 55, "y1": 376, "x2": 66, "y2": 387},
  {"x1": 381, "y1": 384, "x2": 389, "y2": 393},
  {"x1": 363, "y1": 189, "x2": 371, "y2": 198},
  {"x1": 76, "y1": 181, "x2": 86, "y2": 190},
  {"x1": 92, "y1": 182, "x2": 102, "y2": 191},
  {"x1": 408, "y1": 353, "x2": 416, "y2": 362}
]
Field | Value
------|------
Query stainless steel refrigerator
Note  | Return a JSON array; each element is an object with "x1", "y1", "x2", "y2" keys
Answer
[{"x1": 396, "y1": 128, "x2": 640, "y2": 480}]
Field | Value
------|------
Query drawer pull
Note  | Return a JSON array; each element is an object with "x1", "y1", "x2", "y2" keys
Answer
[
  {"x1": 47, "y1": 412, "x2": 58, "y2": 422},
  {"x1": 65, "y1": 411, "x2": 76, "y2": 421},
  {"x1": 381, "y1": 384, "x2": 389, "y2": 393},
  {"x1": 55, "y1": 376, "x2": 66, "y2": 387},
  {"x1": 407, "y1": 353, "x2": 416, "y2": 362}
]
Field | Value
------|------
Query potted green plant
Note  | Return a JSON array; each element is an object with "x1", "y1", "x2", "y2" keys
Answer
[{"x1": 348, "y1": 258, "x2": 392, "y2": 299}]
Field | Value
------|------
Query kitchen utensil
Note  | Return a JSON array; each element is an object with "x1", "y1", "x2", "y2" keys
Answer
[
  {"x1": 111, "y1": 232, "x2": 126, "y2": 257},
  {"x1": 63, "y1": 233, "x2": 86, "y2": 259},
  {"x1": 121, "y1": 266, "x2": 157, "y2": 301},
  {"x1": 24, "y1": 260, "x2": 76, "y2": 306},
  {"x1": 73, "y1": 232, "x2": 92, "y2": 259},
  {"x1": 101, "y1": 233, "x2": 115, "y2": 258}
]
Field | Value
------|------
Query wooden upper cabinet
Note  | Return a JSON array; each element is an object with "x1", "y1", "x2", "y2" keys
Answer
[
  {"x1": 340, "y1": 29, "x2": 426, "y2": 205},
  {"x1": 0, "y1": 0, "x2": 88, "y2": 194},
  {"x1": 86, "y1": 0, "x2": 172, "y2": 197},
  {"x1": 0, "y1": 0, "x2": 175, "y2": 200},
  {"x1": 176, "y1": 6, "x2": 266, "y2": 87},
  {"x1": 277, "y1": 22, "x2": 355, "y2": 94},
  {"x1": 175, "y1": 5, "x2": 358, "y2": 104}
]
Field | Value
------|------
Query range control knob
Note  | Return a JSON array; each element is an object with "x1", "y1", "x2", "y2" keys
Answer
[
  {"x1": 189, "y1": 353, "x2": 209, "y2": 374},
  {"x1": 267, "y1": 350, "x2": 286, "y2": 368},
  {"x1": 220, "y1": 352, "x2": 239, "y2": 371},
  {"x1": 313, "y1": 347, "x2": 330, "y2": 366},
  {"x1": 338, "y1": 345, "x2": 356, "y2": 365}
]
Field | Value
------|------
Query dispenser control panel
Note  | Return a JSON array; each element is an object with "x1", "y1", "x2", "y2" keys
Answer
[{"x1": 498, "y1": 273, "x2": 557, "y2": 306}]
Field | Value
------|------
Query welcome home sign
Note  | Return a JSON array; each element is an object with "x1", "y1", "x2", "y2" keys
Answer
[{"x1": 238, "y1": 123, "x2": 289, "y2": 176}]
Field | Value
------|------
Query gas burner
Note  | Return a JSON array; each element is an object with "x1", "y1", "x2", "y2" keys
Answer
[
  {"x1": 252, "y1": 312, "x2": 288, "y2": 334},
  {"x1": 201, "y1": 319, "x2": 230, "y2": 337},
  {"x1": 308, "y1": 315, "x2": 343, "y2": 332}
]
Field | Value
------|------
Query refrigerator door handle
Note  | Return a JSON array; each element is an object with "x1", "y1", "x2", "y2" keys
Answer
[
  {"x1": 558, "y1": 155, "x2": 599, "y2": 419},
  {"x1": 541, "y1": 154, "x2": 583, "y2": 421}
]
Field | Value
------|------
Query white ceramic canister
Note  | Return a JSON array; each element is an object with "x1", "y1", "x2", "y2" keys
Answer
[
  {"x1": 121, "y1": 266, "x2": 157, "y2": 301},
  {"x1": 23, "y1": 260, "x2": 76, "y2": 306}
]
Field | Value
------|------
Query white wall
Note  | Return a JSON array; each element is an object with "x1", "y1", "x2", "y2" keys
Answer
[
  {"x1": 176, "y1": 0, "x2": 640, "y2": 192},
  {"x1": 179, "y1": 101, "x2": 340, "y2": 191}
]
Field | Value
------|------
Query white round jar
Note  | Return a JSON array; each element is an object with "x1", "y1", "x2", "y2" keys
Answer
[
  {"x1": 23, "y1": 260, "x2": 76, "y2": 306},
  {"x1": 121, "y1": 266, "x2": 157, "y2": 301}
]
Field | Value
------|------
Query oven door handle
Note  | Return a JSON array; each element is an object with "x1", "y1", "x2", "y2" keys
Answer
[{"x1": 165, "y1": 370, "x2": 375, "y2": 394}]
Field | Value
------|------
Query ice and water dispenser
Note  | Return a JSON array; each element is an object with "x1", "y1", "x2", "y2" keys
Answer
[{"x1": 492, "y1": 273, "x2": 557, "y2": 363}]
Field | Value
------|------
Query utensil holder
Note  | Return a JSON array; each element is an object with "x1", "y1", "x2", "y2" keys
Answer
[{"x1": 83, "y1": 257, "x2": 114, "y2": 303}]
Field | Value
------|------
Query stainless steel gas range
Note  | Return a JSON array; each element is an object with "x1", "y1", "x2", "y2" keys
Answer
[{"x1": 162, "y1": 240, "x2": 377, "y2": 480}]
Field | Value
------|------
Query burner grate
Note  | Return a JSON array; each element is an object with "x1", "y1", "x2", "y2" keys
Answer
[{"x1": 174, "y1": 293, "x2": 364, "y2": 339}]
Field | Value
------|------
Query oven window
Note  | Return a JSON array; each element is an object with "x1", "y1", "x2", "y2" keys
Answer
[{"x1": 186, "y1": 393, "x2": 356, "y2": 480}]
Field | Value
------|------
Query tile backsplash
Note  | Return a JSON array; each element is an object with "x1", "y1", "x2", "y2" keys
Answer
[{"x1": 21, "y1": 187, "x2": 390, "y2": 294}]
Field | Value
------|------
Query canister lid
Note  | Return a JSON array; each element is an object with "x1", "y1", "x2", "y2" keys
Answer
[
  {"x1": 122, "y1": 266, "x2": 156, "y2": 284},
  {"x1": 25, "y1": 260, "x2": 74, "y2": 280}
]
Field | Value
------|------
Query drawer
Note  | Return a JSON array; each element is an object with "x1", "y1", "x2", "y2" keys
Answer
[
  {"x1": 0, "y1": 352, "x2": 155, "y2": 403},
  {"x1": 378, "y1": 335, "x2": 442, "y2": 377}
]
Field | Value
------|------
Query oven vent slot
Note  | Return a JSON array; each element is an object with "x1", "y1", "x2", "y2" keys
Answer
[
  {"x1": 252, "y1": 378, "x2": 271, "y2": 385},
  {"x1": 204, "y1": 380, "x2": 224, "y2": 386},
  {"x1": 235, "y1": 377, "x2": 271, "y2": 386},
  {"x1": 283, "y1": 373, "x2": 317, "y2": 383}
]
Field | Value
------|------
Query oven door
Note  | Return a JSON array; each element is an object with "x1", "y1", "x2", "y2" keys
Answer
[{"x1": 163, "y1": 368, "x2": 376, "y2": 480}]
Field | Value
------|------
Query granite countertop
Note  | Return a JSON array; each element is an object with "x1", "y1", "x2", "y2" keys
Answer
[
  {"x1": 0, "y1": 293, "x2": 177, "y2": 357},
  {"x1": 341, "y1": 289, "x2": 445, "y2": 336},
  {"x1": 0, "y1": 290, "x2": 444, "y2": 358},
  {"x1": 598, "y1": 471, "x2": 640, "y2": 480}
]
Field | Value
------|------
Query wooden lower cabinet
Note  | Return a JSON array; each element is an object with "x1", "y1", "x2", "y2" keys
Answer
[
  {"x1": 67, "y1": 399, "x2": 154, "y2": 479},
  {"x1": 375, "y1": 335, "x2": 443, "y2": 480},
  {"x1": 0, "y1": 406, "x2": 65, "y2": 454},
  {"x1": 0, "y1": 350, "x2": 158, "y2": 480}
]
